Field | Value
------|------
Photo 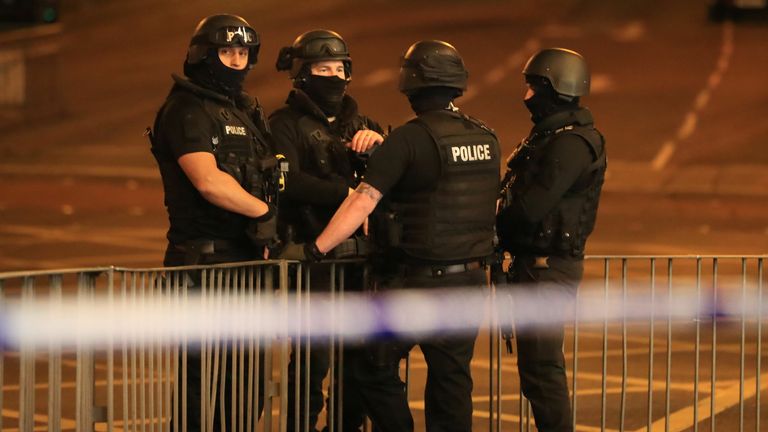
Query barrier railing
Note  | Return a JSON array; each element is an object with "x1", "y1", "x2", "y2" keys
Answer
[{"x1": 0, "y1": 255, "x2": 765, "y2": 431}]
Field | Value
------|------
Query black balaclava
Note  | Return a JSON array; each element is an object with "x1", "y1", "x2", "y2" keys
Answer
[
  {"x1": 407, "y1": 86, "x2": 462, "y2": 114},
  {"x1": 302, "y1": 73, "x2": 348, "y2": 117},
  {"x1": 524, "y1": 75, "x2": 579, "y2": 123},
  {"x1": 184, "y1": 47, "x2": 248, "y2": 98}
]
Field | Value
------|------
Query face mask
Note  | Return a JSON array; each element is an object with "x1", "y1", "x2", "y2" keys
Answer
[
  {"x1": 208, "y1": 55, "x2": 249, "y2": 97},
  {"x1": 303, "y1": 75, "x2": 347, "y2": 116},
  {"x1": 184, "y1": 49, "x2": 248, "y2": 98},
  {"x1": 524, "y1": 91, "x2": 552, "y2": 123},
  {"x1": 523, "y1": 76, "x2": 580, "y2": 123}
]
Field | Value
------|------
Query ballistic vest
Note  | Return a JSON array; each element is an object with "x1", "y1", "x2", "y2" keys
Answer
[
  {"x1": 390, "y1": 109, "x2": 500, "y2": 261},
  {"x1": 296, "y1": 114, "x2": 357, "y2": 183},
  {"x1": 501, "y1": 108, "x2": 606, "y2": 257},
  {"x1": 151, "y1": 75, "x2": 276, "y2": 241}
]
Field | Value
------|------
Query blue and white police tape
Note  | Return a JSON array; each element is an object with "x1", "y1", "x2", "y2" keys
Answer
[{"x1": 0, "y1": 283, "x2": 762, "y2": 349}]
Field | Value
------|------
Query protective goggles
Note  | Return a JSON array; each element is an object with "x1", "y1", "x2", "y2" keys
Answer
[
  {"x1": 208, "y1": 26, "x2": 260, "y2": 47},
  {"x1": 297, "y1": 37, "x2": 349, "y2": 59}
]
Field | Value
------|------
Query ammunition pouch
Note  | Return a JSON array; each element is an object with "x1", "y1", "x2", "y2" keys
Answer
[{"x1": 371, "y1": 210, "x2": 402, "y2": 249}]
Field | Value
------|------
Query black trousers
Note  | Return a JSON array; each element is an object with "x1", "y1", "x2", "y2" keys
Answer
[
  {"x1": 511, "y1": 255, "x2": 583, "y2": 432},
  {"x1": 165, "y1": 243, "x2": 266, "y2": 432},
  {"x1": 286, "y1": 262, "x2": 368, "y2": 432},
  {"x1": 349, "y1": 266, "x2": 487, "y2": 432}
]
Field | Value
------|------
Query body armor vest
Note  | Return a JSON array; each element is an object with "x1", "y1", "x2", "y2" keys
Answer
[
  {"x1": 296, "y1": 114, "x2": 357, "y2": 184},
  {"x1": 501, "y1": 109, "x2": 606, "y2": 257},
  {"x1": 151, "y1": 78, "x2": 277, "y2": 240},
  {"x1": 390, "y1": 109, "x2": 500, "y2": 261}
]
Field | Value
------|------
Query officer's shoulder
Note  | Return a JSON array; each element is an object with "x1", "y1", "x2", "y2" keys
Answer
[
  {"x1": 161, "y1": 89, "x2": 208, "y2": 119},
  {"x1": 452, "y1": 110, "x2": 496, "y2": 135},
  {"x1": 268, "y1": 105, "x2": 293, "y2": 120},
  {"x1": 549, "y1": 131, "x2": 596, "y2": 159},
  {"x1": 268, "y1": 105, "x2": 302, "y2": 125},
  {"x1": 388, "y1": 121, "x2": 429, "y2": 140}
]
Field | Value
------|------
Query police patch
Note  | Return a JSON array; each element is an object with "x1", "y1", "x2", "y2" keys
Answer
[
  {"x1": 225, "y1": 125, "x2": 247, "y2": 136},
  {"x1": 450, "y1": 144, "x2": 492, "y2": 163}
]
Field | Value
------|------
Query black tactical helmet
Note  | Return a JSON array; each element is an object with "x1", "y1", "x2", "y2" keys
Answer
[
  {"x1": 522, "y1": 48, "x2": 589, "y2": 99},
  {"x1": 398, "y1": 40, "x2": 468, "y2": 95},
  {"x1": 187, "y1": 14, "x2": 260, "y2": 69},
  {"x1": 275, "y1": 29, "x2": 352, "y2": 81}
]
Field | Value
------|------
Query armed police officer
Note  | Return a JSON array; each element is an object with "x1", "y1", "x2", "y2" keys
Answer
[
  {"x1": 287, "y1": 40, "x2": 500, "y2": 432},
  {"x1": 150, "y1": 14, "x2": 277, "y2": 431},
  {"x1": 497, "y1": 48, "x2": 606, "y2": 432},
  {"x1": 270, "y1": 29, "x2": 384, "y2": 432}
]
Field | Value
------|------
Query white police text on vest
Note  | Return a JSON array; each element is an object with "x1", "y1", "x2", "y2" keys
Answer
[
  {"x1": 225, "y1": 125, "x2": 247, "y2": 136},
  {"x1": 451, "y1": 144, "x2": 492, "y2": 162}
]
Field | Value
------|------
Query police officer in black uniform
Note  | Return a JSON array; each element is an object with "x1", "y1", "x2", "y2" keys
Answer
[
  {"x1": 150, "y1": 14, "x2": 277, "y2": 431},
  {"x1": 270, "y1": 29, "x2": 384, "y2": 432},
  {"x1": 497, "y1": 48, "x2": 606, "y2": 432},
  {"x1": 288, "y1": 40, "x2": 500, "y2": 432}
]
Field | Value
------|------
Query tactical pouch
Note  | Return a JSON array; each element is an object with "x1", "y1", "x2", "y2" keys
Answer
[
  {"x1": 333, "y1": 236, "x2": 370, "y2": 258},
  {"x1": 176, "y1": 240, "x2": 217, "y2": 288},
  {"x1": 382, "y1": 211, "x2": 402, "y2": 248},
  {"x1": 369, "y1": 209, "x2": 401, "y2": 250},
  {"x1": 531, "y1": 212, "x2": 557, "y2": 252},
  {"x1": 217, "y1": 153, "x2": 245, "y2": 184}
]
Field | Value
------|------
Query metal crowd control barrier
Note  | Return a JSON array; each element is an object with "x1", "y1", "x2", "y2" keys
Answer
[
  {"x1": 485, "y1": 255, "x2": 767, "y2": 432},
  {"x1": 0, "y1": 255, "x2": 765, "y2": 431},
  {"x1": 0, "y1": 261, "x2": 293, "y2": 432}
]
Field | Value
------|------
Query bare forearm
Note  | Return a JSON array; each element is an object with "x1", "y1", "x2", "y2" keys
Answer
[
  {"x1": 198, "y1": 171, "x2": 269, "y2": 218},
  {"x1": 316, "y1": 182, "x2": 381, "y2": 253},
  {"x1": 179, "y1": 152, "x2": 270, "y2": 219}
]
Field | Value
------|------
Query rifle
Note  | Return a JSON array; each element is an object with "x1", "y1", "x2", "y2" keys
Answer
[
  {"x1": 251, "y1": 155, "x2": 288, "y2": 254},
  {"x1": 490, "y1": 247, "x2": 516, "y2": 354}
]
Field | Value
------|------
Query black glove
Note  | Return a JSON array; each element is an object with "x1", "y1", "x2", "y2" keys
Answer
[{"x1": 246, "y1": 203, "x2": 278, "y2": 248}]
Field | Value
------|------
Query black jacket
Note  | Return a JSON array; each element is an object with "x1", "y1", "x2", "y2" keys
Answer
[
  {"x1": 497, "y1": 107, "x2": 606, "y2": 257},
  {"x1": 269, "y1": 89, "x2": 383, "y2": 241},
  {"x1": 151, "y1": 74, "x2": 274, "y2": 244}
]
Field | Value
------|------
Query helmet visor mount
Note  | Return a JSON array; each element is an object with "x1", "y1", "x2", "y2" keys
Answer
[{"x1": 208, "y1": 26, "x2": 260, "y2": 47}]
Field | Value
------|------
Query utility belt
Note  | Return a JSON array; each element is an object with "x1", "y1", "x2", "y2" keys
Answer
[
  {"x1": 401, "y1": 260, "x2": 485, "y2": 278},
  {"x1": 171, "y1": 238, "x2": 251, "y2": 265}
]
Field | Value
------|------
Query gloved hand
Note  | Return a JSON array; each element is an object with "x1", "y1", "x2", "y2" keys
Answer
[{"x1": 246, "y1": 203, "x2": 278, "y2": 248}]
